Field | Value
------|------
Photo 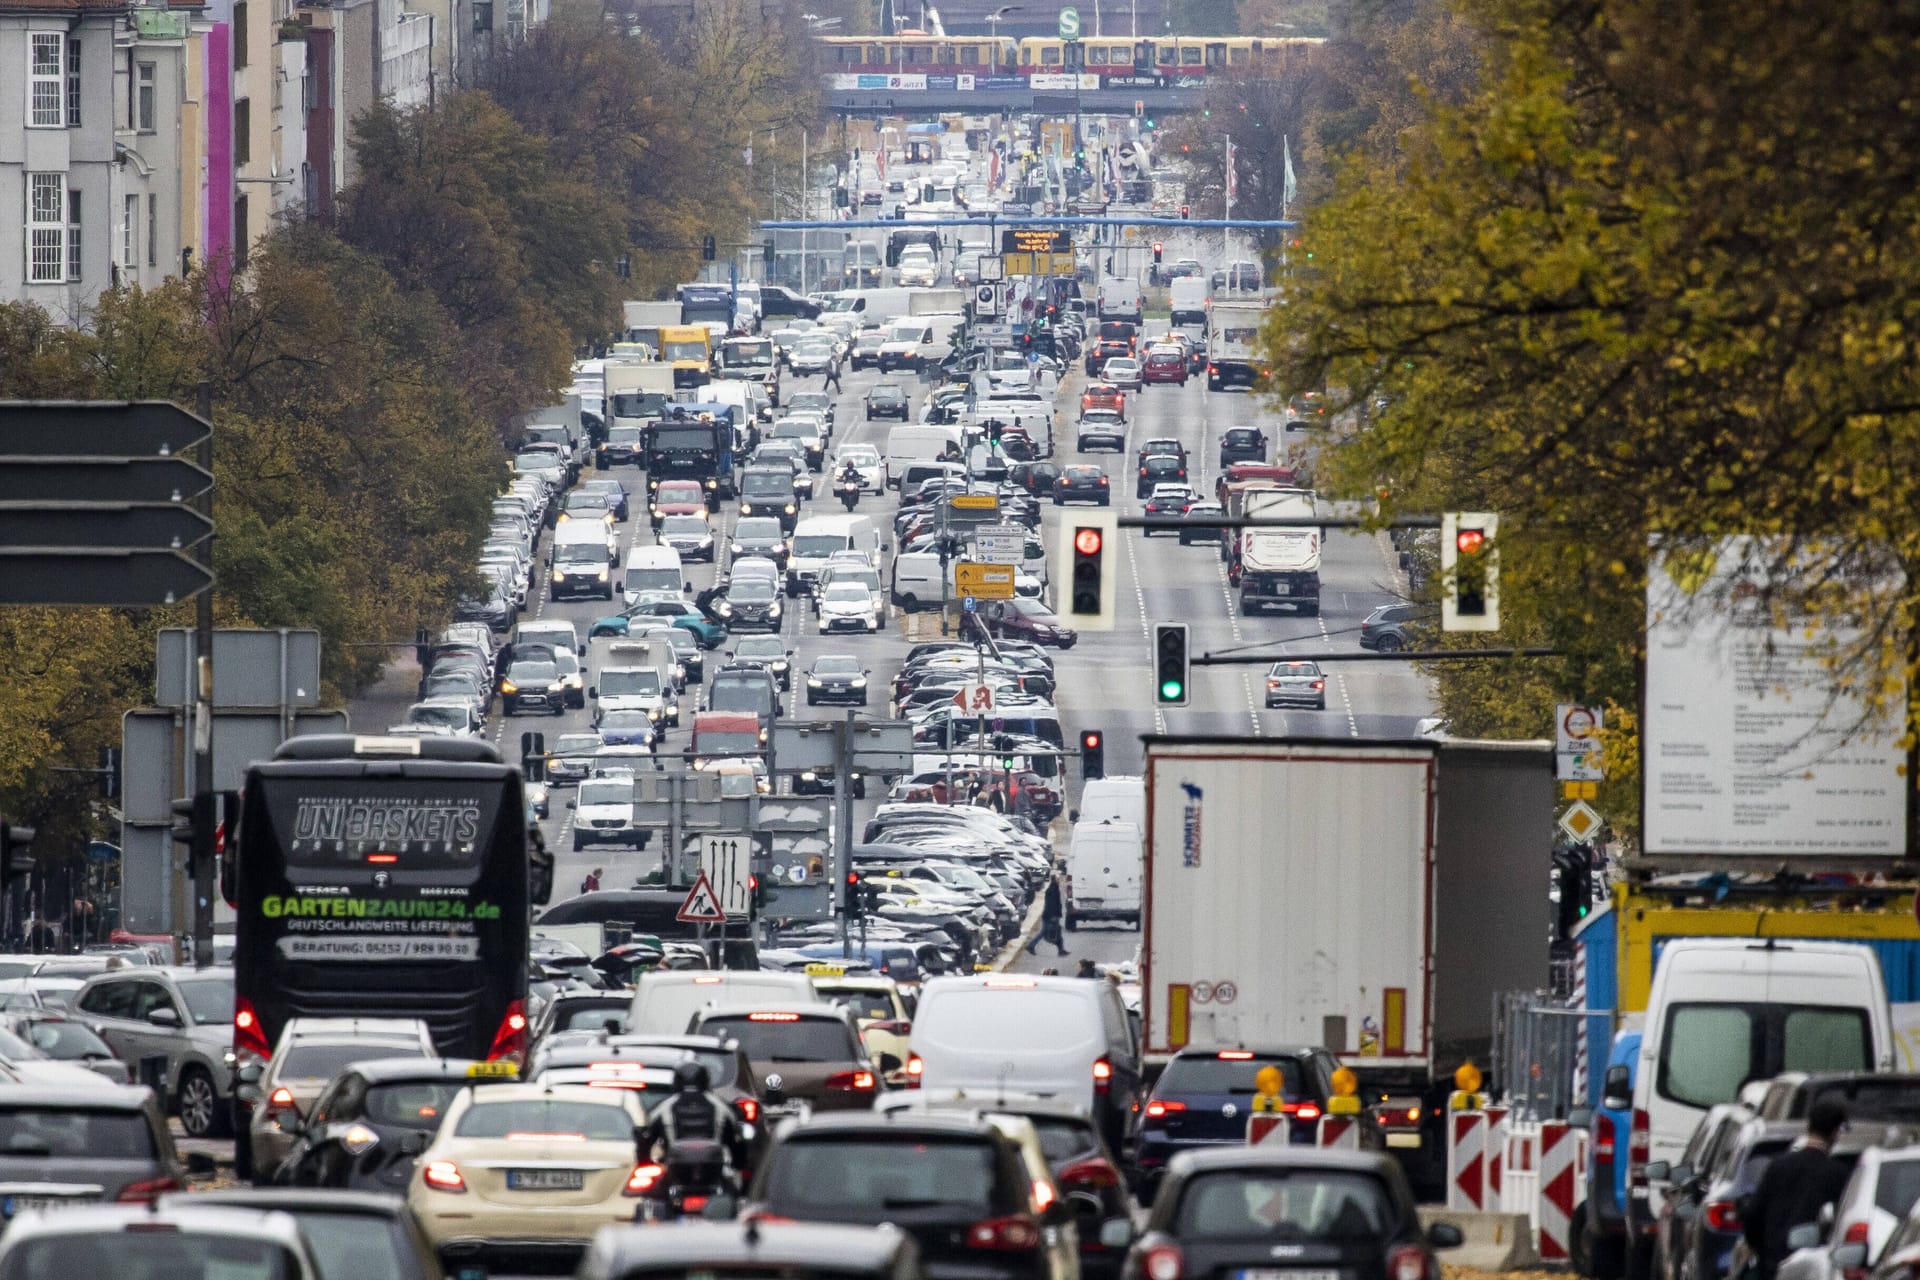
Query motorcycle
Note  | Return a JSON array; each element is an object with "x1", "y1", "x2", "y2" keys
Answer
[
  {"x1": 837, "y1": 477, "x2": 861, "y2": 511},
  {"x1": 633, "y1": 1139, "x2": 741, "y2": 1223}
]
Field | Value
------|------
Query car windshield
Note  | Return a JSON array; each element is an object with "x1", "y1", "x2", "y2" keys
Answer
[
  {"x1": 579, "y1": 781, "x2": 631, "y2": 807},
  {"x1": 602, "y1": 671, "x2": 664, "y2": 697},
  {"x1": 1174, "y1": 1169, "x2": 1397, "y2": 1241},
  {"x1": 775, "y1": 423, "x2": 815, "y2": 440},
  {"x1": 18, "y1": 1019, "x2": 112, "y2": 1058},
  {"x1": 662, "y1": 341, "x2": 709, "y2": 362},
  {"x1": 736, "y1": 639, "x2": 785, "y2": 659},
  {"x1": 282, "y1": 1210, "x2": 413, "y2": 1280},
  {"x1": 871, "y1": 387, "x2": 906, "y2": 402},
  {"x1": 731, "y1": 581, "x2": 776, "y2": 602},
  {"x1": 0, "y1": 1234, "x2": 296, "y2": 1280},
  {"x1": 765, "y1": 1136, "x2": 997, "y2": 1217},
  {"x1": 176, "y1": 977, "x2": 233, "y2": 1025},
  {"x1": 819, "y1": 989, "x2": 895, "y2": 1022},
  {"x1": 510, "y1": 662, "x2": 559, "y2": 682},
  {"x1": 0, "y1": 1106, "x2": 155, "y2": 1158},
  {"x1": 657, "y1": 485, "x2": 701, "y2": 503},
  {"x1": 1660, "y1": 1003, "x2": 1871, "y2": 1109},
  {"x1": 1159, "y1": 1054, "x2": 1306, "y2": 1098},
  {"x1": 454, "y1": 1098, "x2": 632, "y2": 1140},
  {"x1": 743, "y1": 472, "x2": 793, "y2": 497},
  {"x1": 698, "y1": 731, "x2": 761, "y2": 754},
  {"x1": 728, "y1": 340, "x2": 774, "y2": 366},
  {"x1": 407, "y1": 705, "x2": 465, "y2": 728},
  {"x1": 1268, "y1": 664, "x2": 1323, "y2": 679},
  {"x1": 839, "y1": 448, "x2": 878, "y2": 463},
  {"x1": 281, "y1": 1041, "x2": 426, "y2": 1081},
  {"x1": 661, "y1": 516, "x2": 708, "y2": 536},
  {"x1": 825, "y1": 584, "x2": 869, "y2": 604},
  {"x1": 555, "y1": 544, "x2": 606, "y2": 566},
  {"x1": 814, "y1": 656, "x2": 862, "y2": 676},
  {"x1": 736, "y1": 520, "x2": 783, "y2": 542}
]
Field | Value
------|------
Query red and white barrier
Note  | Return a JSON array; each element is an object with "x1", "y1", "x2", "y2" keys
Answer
[
  {"x1": 1484, "y1": 1105, "x2": 1509, "y2": 1209},
  {"x1": 1445, "y1": 1110, "x2": 1486, "y2": 1210},
  {"x1": 1317, "y1": 1114, "x2": 1361, "y2": 1148},
  {"x1": 1537, "y1": 1121, "x2": 1576, "y2": 1262}
]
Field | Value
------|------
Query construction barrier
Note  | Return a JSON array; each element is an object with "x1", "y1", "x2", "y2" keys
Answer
[
  {"x1": 1537, "y1": 1120, "x2": 1576, "y2": 1262},
  {"x1": 1485, "y1": 1105, "x2": 1509, "y2": 1209},
  {"x1": 1317, "y1": 1114, "x2": 1361, "y2": 1148},
  {"x1": 1445, "y1": 1110, "x2": 1486, "y2": 1211}
]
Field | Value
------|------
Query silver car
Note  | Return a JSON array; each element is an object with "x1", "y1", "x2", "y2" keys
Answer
[
  {"x1": 72, "y1": 967, "x2": 237, "y2": 1138},
  {"x1": 241, "y1": 1016, "x2": 435, "y2": 1180},
  {"x1": 1263, "y1": 659, "x2": 1328, "y2": 710}
]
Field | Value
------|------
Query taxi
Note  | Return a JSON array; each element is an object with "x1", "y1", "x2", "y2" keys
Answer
[
  {"x1": 408, "y1": 1082, "x2": 653, "y2": 1269},
  {"x1": 808, "y1": 966, "x2": 914, "y2": 1087}
]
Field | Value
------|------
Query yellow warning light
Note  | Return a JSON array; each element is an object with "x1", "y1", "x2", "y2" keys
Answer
[
  {"x1": 1330, "y1": 1066, "x2": 1358, "y2": 1097},
  {"x1": 1454, "y1": 1062, "x2": 1483, "y2": 1094},
  {"x1": 1254, "y1": 1065, "x2": 1284, "y2": 1097}
]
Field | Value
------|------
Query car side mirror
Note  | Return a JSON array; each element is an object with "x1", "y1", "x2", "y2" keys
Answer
[
  {"x1": 236, "y1": 1061, "x2": 265, "y2": 1085},
  {"x1": 588, "y1": 687, "x2": 598, "y2": 699},
  {"x1": 1644, "y1": 1160, "x2": 1670, "y2": 1183},
  {"x1": 566, "y1": 799, "x2": 577, "y2": 810},
  {"x1": 1099, "y1": 1219, "x2": 1134, "y2": 1249},
  {"x1": 1602, "y1": 1064, "x2": 1631, "y2": 1110},
  {"x1": 146, "y1": 1006, "x2": 181, "y2": 1028},
  {"x1": 1786, "y1": 1225, "x2": 1823, "y2": 1252},
  {"x1": 184, "y1": 1151, "x2": 218, "y2": 1178},
  {"x1": 1427, "y1": 1222, "x2": 1464, "y2": 1250},
  {"x1": 1567, "y1": 1106, "x2": 1593, "y2": 1130}
]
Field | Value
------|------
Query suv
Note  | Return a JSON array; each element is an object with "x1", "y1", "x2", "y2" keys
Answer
[
  {"x1": 691, "y1": 1003, "x2": 883, "y2": 1113},
  {"x1": 747, "y1": 1111, "x2": 1077, "y2": 1280},
  {"x1": 242, "y1": 1017, "x2": 436, "y2": 1181},
  {"x1": 1357, "y1": 602, "x2": 1421, "y2": 653},
  {"x1": 73, "y1": 967, "x2": 236, "y2": 1138},
  {"x1": 0, "y1": 1084, "x2": 212, "y2": 1206}
]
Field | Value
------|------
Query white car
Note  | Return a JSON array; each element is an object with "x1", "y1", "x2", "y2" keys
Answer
[
  {"x1": 593, "y1": 665, "x2": 677, "y2": 726},
  {"x1": 570, "y1": 776, "x2": 648, "y2": 851},
  {"x1": 897, "y1": 251, "x2": 938, "y2": 287},
  {"x1": 1101, "y1": 357, "x2": 1144, "y2": 390},
  {"x1": 819, "y1": 563, "x2": 888, "y2": 624},
  {"x1": 789, "y1": 338, "x2": 836, "y2": 375},
  {"x1": 817, "y1": 580, "x2": 882, "y2": 634},
  {"x1": 832, "y1": 445, "x2": 884, "y2": 493}
]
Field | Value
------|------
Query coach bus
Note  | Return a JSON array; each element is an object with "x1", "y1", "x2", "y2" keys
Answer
[{"x1": 226, "y1": 735, "x2": 553, "y2": 1072}]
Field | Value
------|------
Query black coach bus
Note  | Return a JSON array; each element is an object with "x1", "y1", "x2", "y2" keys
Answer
[{"x1": 226, "y1": 735, "x2": 553, "y2": 1070}]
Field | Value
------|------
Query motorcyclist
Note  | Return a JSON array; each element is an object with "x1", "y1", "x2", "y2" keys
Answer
[
  {"x1": 639, "y1": 1060, "x2": 750, "y2": 1179},
  {"x1": 837, "y1": 460, "x2": 862, "y2": 508}
]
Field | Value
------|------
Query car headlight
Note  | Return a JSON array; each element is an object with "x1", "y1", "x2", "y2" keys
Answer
[
  {"x1": 648, "y1": 708, "x2": 661, "y2": 719},
  {"x1": 501, "y1": 680, "x2": 519, "y2": 693},
  {"x1": 784, "y1": 504, "x2": 796, "y2": 514},
  {"x1": 769, "y1": 602, "x2": 782, "y2": 616},
  {"x1": 732, "y1": 543, "x2": 745, "y2": 555},
  {"x1": 741, "y1": 503, "x2": 752, "y2": 515},
  {"x1": 807, "y1": 676, "x2": 822, "y2": 686},
  {"x1": 852, "y1": 676, "x2": 867, "y2": 687},
  {"x1": 716, "y1": 602, "x2": 733, "y2": 616},
  {"x1": 596, "y1": 567, "x2": 609, "y2": 581}
]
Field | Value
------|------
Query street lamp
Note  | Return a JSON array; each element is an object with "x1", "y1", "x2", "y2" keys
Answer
[{"x1": 987, "y1": 3, "x2": 1021, "y2": 41}]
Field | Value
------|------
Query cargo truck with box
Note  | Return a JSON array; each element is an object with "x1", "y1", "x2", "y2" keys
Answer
[
  {"x1": 1140, "y1": 736, "x2": 1551, "y2": 1194},
  {"x1": 1229, "y1": 486, "x2": 1320, "y2": 615},
  {"x1": 1206, "y1": 301, "x2": 1264, "y2": 391}
]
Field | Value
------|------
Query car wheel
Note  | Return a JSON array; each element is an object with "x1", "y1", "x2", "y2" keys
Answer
[
  {"x1": 178, "y1": 1066, "x2": 226, "y2": 1138},
  {"x1": 1377, "y1": 633, "x2": 1405, "y2": 653}
]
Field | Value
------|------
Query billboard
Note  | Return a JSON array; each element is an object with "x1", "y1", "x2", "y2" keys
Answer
[{"x1": 1642, "y1": 536, "x2": 1908, "y2": 858}]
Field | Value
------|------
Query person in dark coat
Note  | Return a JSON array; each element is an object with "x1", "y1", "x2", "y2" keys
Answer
[
  {"x1": 1026, "y1": 875, "x2": 1068, "y2": 956},
  {"x1": 1743, "y1": 1100, "x2": 1852, "y2": 1280}
]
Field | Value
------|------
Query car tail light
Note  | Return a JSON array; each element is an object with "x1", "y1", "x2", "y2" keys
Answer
[
  {"x1": 1092, "y1": 1058, "x2": 1112, "y2": 1094},
  {"x1": 968, "y1": 1215, "x2": 1041, "y2": 1250},
  {"x1": 1312, "y1": 680, "x2": 1325, "y2": 690},
  {"x1": 826, "y1": 1070, "x2": 877, "y2": 1092},
  {"x1": 1058, "y1": 1156, "x2": 1122, "y2": 1190},
  {"x1": 682, "y1": 1193, "x2": 710, "y2": 1213},
  {"x1": 735, "y1": 1098, "x2": 760, "y2": 1123},
  {"x1": 1144, "y1": 1099, "x2": 1186, "y2": 1120},
  {"x1": 116, "y1": 1176, "x2": 181, "y2": 1204},
  {"x1": 487, "y1": 999, "x2": 528, "y2": 1063},
  {"x1": 906, "y1": 1053, "x2": 924, "y2": 1086},
  {"x1": 233, "y1": 998, "x2": 271, "y2": 1062},
  {"x1": 625, "y1": 1163, "x2": 665, "y2": 1196},
  {"x1": 1703, "y1": 1200, "x2": 1741, "y2": 1232},
  {"x1": 1843, "y1": 1221, "x2": 1871, "y2": 1280},
  {"x1": 867, "y1": 1020, "x2": 912, "y2": 1036},
  {"x1": 1098, "y1": 478, "x2": 1109, "y2": 486},
  {"x1": 1593, "y1": 1113, "x2": 1616, "y2": 1162},
  {"x1": 1628, "y1": 1108, "x2": 1650, "y2": 1187},
  {"x1": 265, "y1": 1086, "x2": 300, "y2": 1121},
  {"x1": 423, "y1": 1160, "x2": 467, "y2": 1193},
  {"x1": 1143, "y1": 1243, "x2": 1185, "y2": 1280},
  {"x1": 1286, "y1": 1102, "x2": 1322, "y2": 1122},
  {"x1": 1387, "y1": 1244, "x2": 1432, "y2": 1280}
]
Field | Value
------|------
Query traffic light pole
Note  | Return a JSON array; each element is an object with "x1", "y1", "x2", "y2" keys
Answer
[
  {"x1": 191, "y1": 381, "x2": 216, "y2": 970},
  {"x1": 835, "y1": 709, "x2": 855, "y2": 959}
]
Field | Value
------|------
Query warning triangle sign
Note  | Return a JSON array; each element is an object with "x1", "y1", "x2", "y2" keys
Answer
[{"x1": 676, "y1": 871, "x2": 729, "y2": 923}]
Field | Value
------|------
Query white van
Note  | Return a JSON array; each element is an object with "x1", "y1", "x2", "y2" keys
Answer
[
  {"x1": 883, "y1": 424, "x2": 963, "y2": 487},
  {"x1": 1169, "y1": 277, "x2": 1209, "y2": 328},
  {"x1": 1077, "y1": 777, "x2": 1144, "y2": 830},
  {"x1": 1097, "y1": 276, "x2": 1145, "y2": 324},
  {"x1": 877, "y1": 314, "x2": 962, "y2": 374},
  {"x1": 514, "y1": 619, "x2": 582, "y2": 656},
  {"x1": 786, "y1": 514, "x2": 882, "y2": 597},
  {"x1": 910, "y1": 973, "x2": 1144, "y2": 1151},
  {"x1": 550, "y1": 520, "x2": 617, "y2": 600},
  {"x1": 1632, "y1": 939, "x2": 1893, "y2": 1220},
  {"x1": 622, "y1": 545, "x2": 687, "y2": 606},
  {"x1": 626, "y1": 970, "x2": 823, "y2": 1036},
  {"x1": 1065, "y1": 819, "x2": 1142, "y2": 928}
]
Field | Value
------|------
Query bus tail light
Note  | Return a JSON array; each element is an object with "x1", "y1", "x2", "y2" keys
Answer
[
  {"x1": 233, "y1": 998, "x2": 271, "y2": 1063},
  {"x1": 487, "y1": 999, "x2": 529, "y2": 1063}
]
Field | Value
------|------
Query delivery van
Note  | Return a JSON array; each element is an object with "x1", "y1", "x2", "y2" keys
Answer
[
  {"x1": 883, "y1": 424, "x2": 963, "y2": 487},
  {"x1": 1065, "y1": 818, "x2": 1142, "y2": 928}
]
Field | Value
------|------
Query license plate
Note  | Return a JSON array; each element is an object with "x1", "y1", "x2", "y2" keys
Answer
[
  {"x1": 507, "y1": 1169, "x2": 584, "y2": 1191},
  {"x1": 1272, "y1": 584, "x2": 1291, "y2": 596},
  {"x1": 1387, "y1": 1132, "x2": 1424, "y2": 1149},
  {"x1": 1236, "y1": 1271, "x2": 1338, "y2": 1280},
  {"x1": 2, "y1": 1195, "x2": 89, "y2": 1218}
]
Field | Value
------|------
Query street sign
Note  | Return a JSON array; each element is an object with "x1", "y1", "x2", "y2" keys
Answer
[
  {"x1": 0, "y1": 550, "x2": 211, "y2": 606},
  {"x1": 973, "y1": 524, "x2": 1025, "y2": 564},
  {"x1": 85, "y1": 841, "x2": 120, "y2": 863},
  {"x1": 1057, "y1": 6, "x2": 1080, "y2": 37},
  {"x1": 951, "y1": 684, "x2": 996, "y2": 714},
  {"x1": 0, "y1": 401, "x2": 210, "y2": 457},
  {"x1": 950, "y1": 494, "x2": 999, "y2": 511},
  {"x1": 0, "y1": 456, "x2": 212, "y2": 504},
  {"x1": 955, "y1": 560, "x2": 1016, "y2": 600},
  {"x1": 1001, "y1": 229, "x2": 1073, "y2": 255},
  {"x1": 963, "y1": 596, "x2": 978, "y2": 612},
  {"x1": 698, "y1": 834, "x2": 753, "y2": 918},
  {"x1": 156, "y1": 628, "x2": 323, "y2": 708},
  {"x1": 0, "y1": 503, "x2": 212, "y2": 550},
  {"x1": 1557, "y1": 800, "x2": 1604, "y2": 842},
  {"x1": 675, "y1": 871, "x2": 729, "y2": 923},
  {"x1": 1554, "y1": 703, "x2": 1605, "y2": 781}
]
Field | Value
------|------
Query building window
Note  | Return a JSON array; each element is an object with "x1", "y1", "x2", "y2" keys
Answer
[
  {"x1": 234, "y1": 193, "x2": 249, "y2": 271},
  {"x1": 234, "y1": 98, "x2": 251, "y2": 165},
  {"x1": 68, "y1": 188, "x2": 83, "y2": 281},
  {"x1": 124, "y1": 194, "x2": 139, "y2": 268},
  {"x1": 234, "y1": 2, "x2": 248, "y2": 67},
  {"x1": 29, "y1": 34, "x2": 64, "y2": 128},
  {"x1": 137, "y1": 62, "x2": 156, "y2": 132},
  {"x1": 66, "y1": 39, "x2": 82, "y2": 126},
  {"x1": 473, "y1": 0, "x2": 493, "y2": 33},
  {"x1": 147, "y1": 194, "x2": 158, "y2": 266},
  {"x1": 26, "y1": 173, "x2": 65, "y2": 283}
]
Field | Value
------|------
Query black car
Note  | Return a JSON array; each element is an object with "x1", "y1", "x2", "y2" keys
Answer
[
  {"x1": 731, "y1": 636, "x2": 793, "y2": 690},
  {"x1": 749, "y1": 1112, "x2": 1076, "y2": 1280},
  {"x1": 714, "y1": 575, "x2": 785, "y2": 632},
  {"x1": 161, "y1": 1187, "x2": 445, "y2": 1278},
  {"x1": 865, "y1": 384, "x2": 911, "y2": 421},
  {"x1": 1009, "y1": 462, "x2": 1064, "y2": 496},
  {"x1": 738, "y1": 465, "x2": 802, "y2": 533},
  {"x1": 1076, "y1": 411, "x2": 1127, "y2": 452},
  {"x1": 500, "y1": 657, "x2": 565, "y2": 714},
  {"x1": 731, "y1": 516, "x2": 791, "y2": 568},
  {"x1": 1122, "y1": 1148, "x2": 1459, "y2": 1280},
  {"x1": 1219, "y1": 427, "x2": 1269, "y2": 465},
  {"x1": 1142, "y1": 486, "x2": 1197, "y2": 526},
  {"x1": 1054, "y1": 465, "x2": 1112, "y2": 506},
  {"x1": 1136, "y1": 453, "x2": 1189, "y2": 498},
  {"x1": 266, "y1": 1057, "x2": 484, "y2": 1191},
  {"x1": 708, "y1": 665, "x2": 782, "y2": 726},
  {"x1": 849, "y1": 331, "x2": 887, "y2": 370},
  {"x1": 806, "y1": 654, "x2": 869, "y2": 706},
  {"x1": 1651, "y1": 1116, "x2": 1798, "y2": 1280}
]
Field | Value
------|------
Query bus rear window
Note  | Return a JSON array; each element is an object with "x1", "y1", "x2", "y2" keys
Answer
[{"x1": 260, "y1": 780, "x2": 503, "y2": 868}]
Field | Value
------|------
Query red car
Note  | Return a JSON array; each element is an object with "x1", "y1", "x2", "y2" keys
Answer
[
  {"x1": 1081, "y1": 383, "x2": 1127, "y2": 419},
  {"x1": 649, "y1": 479, "x2": 708, "y2": 529},
  {"x1": 1142, "y1": 345, "x2": 1189, "y2": 385}
]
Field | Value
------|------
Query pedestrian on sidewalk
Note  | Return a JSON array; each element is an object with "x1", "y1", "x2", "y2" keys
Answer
[{"x1": 1026, "y1": 874, "x2": 1069, "y2": 956}]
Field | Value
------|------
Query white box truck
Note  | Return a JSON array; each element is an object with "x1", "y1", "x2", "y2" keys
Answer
[
  {"x1": 1142, "y1": 736, "x2": 1552, "y2": 1192},
  {"x1": 1233, "y1": 486, "x2": 1320, "y2": 615},
  {"x1": 1206, "y1": 301, "x2": 1265, "y2": 390}
]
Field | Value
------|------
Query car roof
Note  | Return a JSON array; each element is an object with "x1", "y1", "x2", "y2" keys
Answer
[
  {"x1": 1170, "y1": 1145, "x2": 1405, "y2": 1176},
  {"x1": 160, "y1": 1188, "x2": 409, "y2": 1217},
  {"x1": 781, "y1": 1109, "x2": 1004, "y2": 1140},
  {"x1": 695, "y1": 1001, "x2": 852, "y2": 1023},
  {"x1": 0, "y1": 1083, "x2": 157, "y2": 1111},
  {"x1": 0, "y1": 1203, "x2": 311, "y2": 1247}
]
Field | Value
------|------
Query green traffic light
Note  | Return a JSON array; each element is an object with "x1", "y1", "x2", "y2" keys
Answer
[{"x1": 1160, "y1": 679, "x2": 1184, "y2": 700}]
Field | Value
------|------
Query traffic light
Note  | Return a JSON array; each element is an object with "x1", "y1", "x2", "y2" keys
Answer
[
  {"x1": 701, "y1": 234, "x2": 716, "y2": 261},
  {"x1": 1153, "y1": 622, "x2": 1190, "y2": 707},
  {"x1": 1152, "y1": 242, "x2": 1163, "y2": 264},
  {"x1": 1179, "y1": 204, "x2": 1190, "y2": 220},
  {"x1": 169, "y1": 793, "x2": 218, "y2": 878},
  {"x1": 1063, "y1": 510, "x2": 1117, "y2": 630},
  {"x1": 748, "y1": 873, "x2": 764, "y2": 920},
  {"x1": 1553, "y1": 844, "x2": 1594, "y2": 941},
  {"x1": 1441, "y1": 512, "x2": 1500, "y2": 632},
  {"x1": 846, "y1": 870, "x2": 864, "y2": 921},
  {"x1": 0, "y1": 821, "x2": 35, "y2": 884},
  {"x1": 1081, "y1": 730, "x2": 1105, "y2": 781}
]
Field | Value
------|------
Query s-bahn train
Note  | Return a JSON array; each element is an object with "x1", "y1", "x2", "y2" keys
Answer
[{"x1": 818, "y1": 34, "x2": 1323, "y2": 81}]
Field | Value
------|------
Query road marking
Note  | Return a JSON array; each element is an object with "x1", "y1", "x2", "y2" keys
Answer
[
  {"x1": 1316, "y1": 610, "x2": 1360, "y2": 737},
  {"x1": 1213, "y1": 558, "x2": 1261, "y2": 737}
]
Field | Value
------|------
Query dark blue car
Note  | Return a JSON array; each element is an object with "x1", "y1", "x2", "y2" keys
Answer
[
  {"x1": 594, "y1": 709, "x2": 656, "y2": 748},
  {"x1": 1579, "y1": 1029, "x2": 1640, "y2": 1278}
]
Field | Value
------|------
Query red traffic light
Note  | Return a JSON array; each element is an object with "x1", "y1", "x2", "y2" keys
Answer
[
  {"x1": 1455, "y1": 528, "x2": 1486, "y2": 556},
  {"x1": 1082, "y1": 731, "x2": 1103, "y2": 750},
  {"x1": 1152, "y1": 241, "x2": 1163, "y2": 251},
  {"x1": 1074, "y1": 528, "x2": 1103, "y2": 556},
  {"x1": 1179, "y1": 204, "x2": 1191, "y2": 218},
  {"x1": 847, "y1": 871, "x2": 860, "y2": 885}
]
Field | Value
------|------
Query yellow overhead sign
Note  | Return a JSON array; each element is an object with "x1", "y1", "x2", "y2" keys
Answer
[
  {"x1": 955, "y1": 561, "x2": 1016, "y2": 600},
  {"x1": 1002, "y1": 251, "x2": 1077, "y2": 276},
  {"x1": 950, "y1": 494, "x2": 1000, "y2": 510}
]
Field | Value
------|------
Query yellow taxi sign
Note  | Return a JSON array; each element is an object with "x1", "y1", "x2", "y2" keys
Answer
[
  {"x1": 466, "y1": 1060, "x2": 519, "y2": 1078},
  {"x1": 1254, "y1": 1065, "x2": 1285, "y2": 1096},
  {"x1": 1454, "y1": 1062, "x2": 1483, "y2": 1094},
  {"x1": 1330, "y1": 1066, "x2": 1359, "y2": 1097},
  {"x1": 805, "y1": 962, "x2": 847, "y2": 977}
]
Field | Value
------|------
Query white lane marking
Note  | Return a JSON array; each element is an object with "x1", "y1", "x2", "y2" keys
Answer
[{"x1": 1316, "y1": 609, "x2": 1360, "y2": 737}]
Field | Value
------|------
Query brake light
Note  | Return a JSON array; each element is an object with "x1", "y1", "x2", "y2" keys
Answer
[
  {"x1": 1145, "y1": 1099, "x2": 1186, "y2": 1118},
  {"x1": 233, "y1": 998, "x2": 272, "y2": 1062},
  {"x1": 735, "y1": 1098, "x2": 760, "y2": 1123},
  {"x1": 116, "y1": 1176, "x2": 181, "y2": 1204},
  {"x1": 486, "y1": 999, "x2": 529, "y2": 1062},
  {"x1": 906, "y1": 1053, "x2": 924, "y2": 1086},
  {"x1": 1092, "y1": 1058, "x2": 1112, "y2": 1094},
  {"x1": 1704, "y1": 1200, "x2": 1741, "y2": 1232},
  {"x1": 1143, "y1": 1243, "x2": 1185, "y2": 1280},
  {"x1": 423, "y1": 1160, "x2": 467, "y2": 1193},
  {"x1": 693, "y1": 975, "x2": 724, "y2": 984},
  {"x1": 1845, "y1": 1222, "x2": 1871, "y2": 1245},
  {"x1": 748, "y1": 1012, "x2": 802, "y2": 1022},
  {"x1": 826, "y1": 1070, "x2": 877, "y2": 1091},
  {"x1": 968, "y1": 1215, "x2": 1041, "y2": 1250},
  {"x1": 1387, "y1": 1244, "x2": 1432, "y2": 1280},
  {"x1": 682, "y1": 1193, "x2": 710, "y2": 1213},
  {"x1": 1217, "y1": 1050, "x2": 1254, "y2": 1060},
  {"x1": 1594, "y1": 1113, "x2": 1616, "y2": 1162},
  {"x1": 265, "y1": 1086, "x2": 300, "y2": 1122},
  {"x1": 1058, "y1": 1156, "x2": 1122, "y2": 1189},
  {"x1": 1287, "y1": 1102, "x2": 1322, "y2": 1122},
  {"x1": 625, "y1": 1162, "x2": 665, "y2": 1196},
  {"x1": 1629, "y1": 1108, "x2": 1650, "y2": 1187},
  {"x1": 1312, "y1": 680, "x2": 1325, "y2": 690}
]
